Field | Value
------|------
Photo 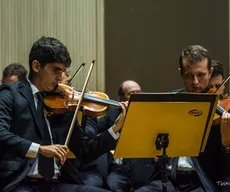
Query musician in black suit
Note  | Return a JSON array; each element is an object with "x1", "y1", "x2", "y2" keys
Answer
[
  {"x1": 0, "y1": 36, "x2": 126, "y2": 192},
  {"x1": 71, "y1": 81, "x2": 137, "y2": 191},
  {"x1": 1, "y1": 63, "x2": 27, "y2": 84},
  {"x1": 131, "y1": 45, "x2": 230, "y2": 192},
  {"x1": 172, "y1": 45, "x2": 230, "y2": 192},
  {"x1": 96, "y1": 80, "x2": 141, "y2": 192}
]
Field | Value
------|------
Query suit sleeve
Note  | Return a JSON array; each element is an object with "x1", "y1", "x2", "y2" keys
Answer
[
  {"x1": 0, "y1": 85, "x2": 32, "y2": 158},
  {"x1": 82, "y1": 116, "x2": 98, "y2": 140},
  {"x1": 97, "y1": 115, "x2": 110, "y2": 134},
  {"x1": 69, "y1": 116, "x2": 117, "y2": 164},
  {"x1": 97, "y1": 108, "x2": 122, "y2": 134}
]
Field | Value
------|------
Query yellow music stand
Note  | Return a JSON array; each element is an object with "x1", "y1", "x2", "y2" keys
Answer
[
  {"x1": 114, "y1": 92, "x2": 218, "y2": 191},
  {"x1": 114, "y1": 92, "x2": 219, "y2": 158}
]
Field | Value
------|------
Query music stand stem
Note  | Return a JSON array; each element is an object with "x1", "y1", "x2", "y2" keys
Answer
[{"x1": 155, "y1": 133, "x2": 169, "y2": 192}]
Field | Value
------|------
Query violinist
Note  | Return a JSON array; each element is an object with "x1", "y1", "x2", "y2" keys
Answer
[
  {"x1": 133, "y1": 45, "x2": 230, "y2": 192},
  {"x1": 172, "y1": 45, "x2": 230, "y2": 192},
  {"x1": 209, "y1": 60, "x2": 225, "y2": 95},
  {"x1": 0, "y1": 36, "x2": 125, "y2": 192}
]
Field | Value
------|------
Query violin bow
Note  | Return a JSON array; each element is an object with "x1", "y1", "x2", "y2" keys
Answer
[
  {"x1": 214, "y1": 73, "x2": 230, "y2": 93},
  {"x1": 64, "y1": 60, "x2": 95, "y2": 146},
  {"x1": 68, "y1": 63, "x2": 86, "y2": 86}
]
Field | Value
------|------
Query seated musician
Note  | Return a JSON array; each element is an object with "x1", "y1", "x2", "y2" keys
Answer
[
  {"x1": 130, "y1": 45, "x2": 230, "y2": 192},
  {"x1": 209, "y1": 60, "x2": 225, "y2": 95},
  {"x1": 171, "y1": 45, "x2": 230, "y2": 192},
  {"x1": 1, "y1": 63, "x2": 27, "y2": 84},
  {"x1": 62, "y1": 79, "x2": 139, "y2": 191},
  {"x1": 97, "y1": 80, "x2": 142, "y2": 192},
  {"x1": 0, "y1": 36, "x2": 126, "y2": 192}
]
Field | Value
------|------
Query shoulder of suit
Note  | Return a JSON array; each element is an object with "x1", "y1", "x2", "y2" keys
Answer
[
  {"x1": 0, "y1": 82, "x2": 19, "y2": 91},
  {"x1": 0, "y1": 80, "x2": 27, "y2": 92},
  {"x1": 171, "y1": 88, "x2": 186, "y2": 93}
]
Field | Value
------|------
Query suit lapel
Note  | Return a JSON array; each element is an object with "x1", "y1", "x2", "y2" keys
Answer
[{"x1": 19, "y1": 80, "x2": 43, "y2": 138}]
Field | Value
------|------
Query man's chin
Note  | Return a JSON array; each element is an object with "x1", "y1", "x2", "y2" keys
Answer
[
  {"x1": 194, "y1": 89, "x2": 203, "y2": 93},
  {"x1": 45, "y1": 85, "x2": 57, "y2": 92}
]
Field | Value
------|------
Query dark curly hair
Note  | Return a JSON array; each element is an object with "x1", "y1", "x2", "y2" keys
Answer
[
  {"x1": 29, "y1": 36, "x2": 71, "y2": 73},
  {"x1": 179, "y1": 45, "x2": 211, "y2": 75},
  {"x1": 3, "y1": 63, "x2": 27, "y2": 81}
]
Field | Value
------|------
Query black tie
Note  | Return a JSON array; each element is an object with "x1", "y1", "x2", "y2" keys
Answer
[{"x1": 36, "y1": 92, "x2": 54, "y2": 182}]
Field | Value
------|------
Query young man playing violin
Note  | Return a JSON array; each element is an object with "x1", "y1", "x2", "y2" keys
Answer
[
  {"x1": 173, "y1": 45, "x2": 230, "y2": 192},
  {"x1": 0, "y1": 36, "x2": 126, "y2": 192}
]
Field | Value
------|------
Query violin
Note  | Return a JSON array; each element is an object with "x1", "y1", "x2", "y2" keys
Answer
[
  {"x1": 207, "y1": 88, "x2": 230, "y2": 125},
  {"x1": 43, "y1": 84, "x2": 121, "y2": 117},
  {"x1": 219, "y1": 96, "x2": 230, "y2": 111}
]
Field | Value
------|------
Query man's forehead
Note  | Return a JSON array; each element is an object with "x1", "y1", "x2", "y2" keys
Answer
[
  {"x1": 47, "y1": 63, "x2": 66, "y2": 71},
  {"x1": 182, "y1": 58, "x2": 208, "y2": 66},
  {"x1": 123, "y1": 81, "x2": 139, "y2": 87},
  {"x1": 125, "y1": 84, "x2": 141, "y2": 93},
  {"x1": 182, "y1": 58, "x2": 209, "y2": 71}
]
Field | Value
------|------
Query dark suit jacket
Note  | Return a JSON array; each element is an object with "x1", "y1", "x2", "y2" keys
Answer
[
  {"x1": 97, "y1": 108, "x2": 121, "y2": 134},
  {"x1": 71, "y1": 108, "x2": 122, "y2": 184},
  {"x1": 52, "y1": 108, "x2": 121, "y2": 187},
  {"x1": 50, "y1": 114, "x2": 106, "y2": 186},
  {"x1": 0, "y1": 80, "x2": 117, "y2": 192}
]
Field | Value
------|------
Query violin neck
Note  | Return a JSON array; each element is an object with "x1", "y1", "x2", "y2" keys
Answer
[
  {"x1": 216, "y1": 104, "x2": 227, "y2": 116},
  {"x1": 83, "y1": 94, "x2": 121, "y2": 108}
]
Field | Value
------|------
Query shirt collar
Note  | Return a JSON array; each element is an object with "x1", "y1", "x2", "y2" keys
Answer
[{"x1": 27, "y1": 78, "x2": 39, "y2": 95}]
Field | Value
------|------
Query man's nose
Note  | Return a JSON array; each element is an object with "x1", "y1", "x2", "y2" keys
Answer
[
  {"x1": 56, "y1": 74, "x2": 62, "y2": 82},
  {"x1": 192, "y1": 76, "x2": 199, "y2": 85}
]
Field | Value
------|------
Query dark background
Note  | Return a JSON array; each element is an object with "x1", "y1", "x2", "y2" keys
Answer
[{"x1": 104, "y1": 0, "x2": 229, "y2": 99}]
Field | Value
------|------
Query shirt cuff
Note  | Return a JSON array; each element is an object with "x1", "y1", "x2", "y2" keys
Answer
[
  {"x1": 108, "y1": 127, "x2": 120, "y2": 140},
  {"x1": 26, "y1": 142, "x2": 40, "y2": 158}
]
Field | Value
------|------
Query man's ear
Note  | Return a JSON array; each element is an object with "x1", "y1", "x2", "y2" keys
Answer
[
  {"x1": 178, "y1": 67, "x2": 183, "y2": 76},
  {"x1": 31, "y1": 60, "x2": 41, "y2": 73},
  {"x1": 209, "y1": 67, "x2": 214, "y2": 79}
]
